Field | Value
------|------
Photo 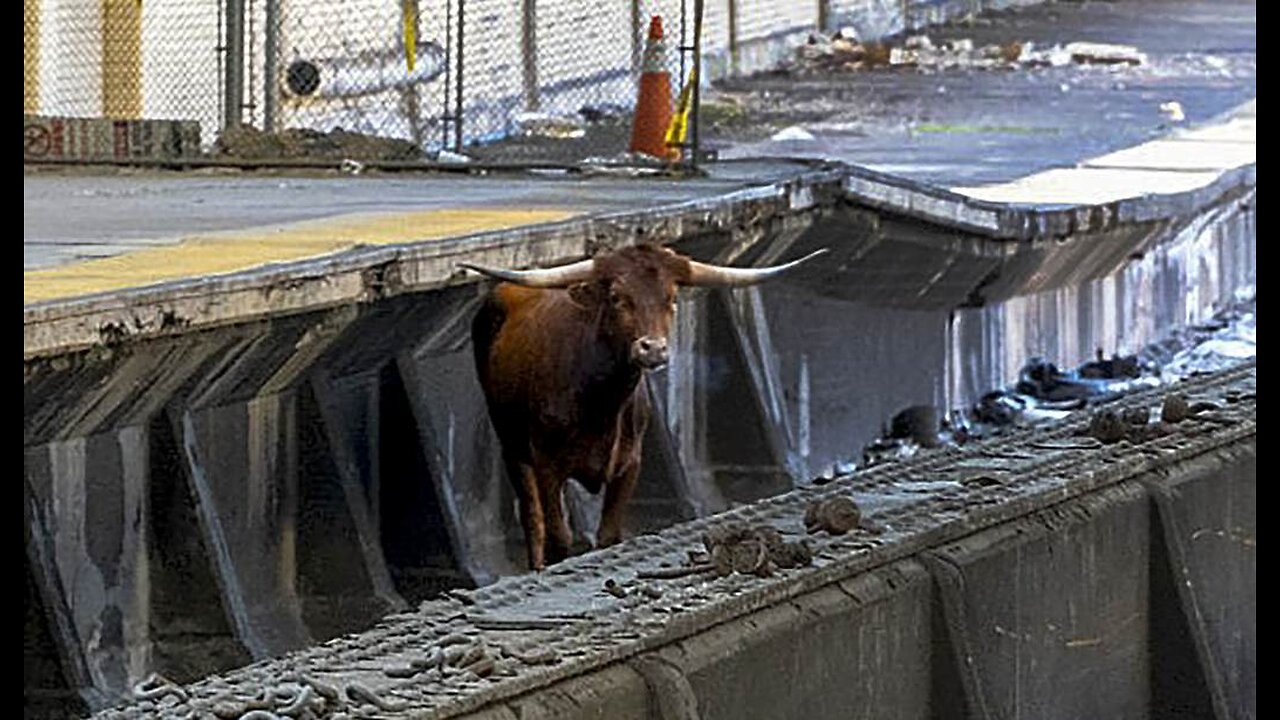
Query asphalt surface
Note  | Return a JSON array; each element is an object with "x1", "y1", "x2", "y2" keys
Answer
[
  {"x1": 22, "y1": 165, "x2": 803, "y2": 271},
  {"x1": 711, "y1": 0, "x2": 1256, "y2": 185}
]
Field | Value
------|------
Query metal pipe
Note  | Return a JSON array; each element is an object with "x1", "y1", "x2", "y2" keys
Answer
[
  {"x1": 453, "y1": 0, "x2": 465, "y2": 151},
  {"x1": 223, "y1": 0, "x2": 246, "y2": 130},
  {"x1": 263, "y1": 0, "x2": 279, "y2": 132},
  {"x1": 521, "y1": 0, "x2": 538, "y2": 111},
  {"x1": 691, "y1": 0, "x2": 704, "y2": 168}
]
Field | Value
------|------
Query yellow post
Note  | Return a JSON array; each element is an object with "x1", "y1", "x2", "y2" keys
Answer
[
  {"x1": 101, "y1": 0, "x2": 142, "y2": 118},
  {"x1": 665, "y1": 67, "x2": 697, "y2": 160},
  {"x1": 402, "y1": 0, "x2": 417, "y2": 73},
  {"x1": 24, "y1": 0, "x2": 40, "y2": 113}
]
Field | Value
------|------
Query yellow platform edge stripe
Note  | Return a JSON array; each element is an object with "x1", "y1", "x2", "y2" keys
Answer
[{"x1": 25, "y1": 208, "x2": 578, "y2": 304}]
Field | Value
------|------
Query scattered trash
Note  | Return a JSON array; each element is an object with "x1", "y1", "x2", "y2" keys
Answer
[
  {"x1": 602, "y1": 578, "x2": 628, "y2": 598},
  {"x1": 514, "y1": 111, "x2": 586, "y2": 139},
  {"x1": 1065, "y1": 42, "x2": 1146, "y2": 66},
  {"x1": 863, "y1": 435, "x2": 919, "y2": 466},
  {"x1": 771, "y1": 125, "x2": 817, "y2": 142},
  {"x1": 854, "y1": 298, "x2": 1254, "y2": 468},
  {"x1": 790, "y1": 32, "x2": 1145, "y2": 75},
  {"x1": 1079, "y1": 349, "x2": 1143, "y2": 380},
  {"x1": 435, "y1": 149, "x2": 473, "y2": 164},
  {"x1": 577, "y1": 103, "x2": 629, "y2": 124},
  {"x1": 889, "y1": 405, "x2": 942, "y2": 448},
  {"x1": 1160, "y1": 101, "x2": 1187, "y2": 122}
]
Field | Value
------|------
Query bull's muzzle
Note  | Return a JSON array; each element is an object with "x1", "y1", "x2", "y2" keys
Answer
[{"x1": 632, "y1": 335, "x2": 670, "y2": 369}]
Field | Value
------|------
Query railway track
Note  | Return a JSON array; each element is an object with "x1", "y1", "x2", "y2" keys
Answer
[{"x1": 95, "y1": 361, "x2": 1256, "y2": 720}]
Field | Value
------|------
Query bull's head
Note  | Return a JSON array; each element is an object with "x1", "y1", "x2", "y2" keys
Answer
[{"x1": 461, "y1": 244, "x2": 827, "y2": 370}]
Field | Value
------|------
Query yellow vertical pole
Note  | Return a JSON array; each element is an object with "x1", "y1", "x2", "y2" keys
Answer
[
  {"x1": 402, "y1": 0, "x2": 418, "y2": 73},
  {"x1": 24, "y1": 0, "x2": 40, "y2": 113},
  {"x1": 101, "y1": 0, "x2": 142, "y2": 118}
]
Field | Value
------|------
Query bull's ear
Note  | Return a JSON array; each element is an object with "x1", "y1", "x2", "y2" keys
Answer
[{"x1": 568, "y1": 281, "x2": 602, "y2": 308}]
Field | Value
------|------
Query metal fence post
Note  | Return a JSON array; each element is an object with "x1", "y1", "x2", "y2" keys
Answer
[
  {"x1": 631, "y1": 0, "x2": 642, "y2": 79},
  {"x1": 521, "y1": 0, "x2": 539, "y2": 111},
  {"x1": 263, "y1": 0, "x2": 279, "y2": 132},
  {"x1": 727, "y1": 0, "x2": 738, "y2": 75},
  {"x1": 691, "y1": 0, "x2": 703, "y2": 169},
  {"x1": 223, "y1": 0, "x2": 246, "y2": 130},
  {"x1": 453, "y1": 0, "x2": 465, "y2": 151}
]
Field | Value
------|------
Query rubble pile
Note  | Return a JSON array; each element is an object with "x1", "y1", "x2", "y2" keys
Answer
[
  {"x1": 790, "y1": 29, "x2": 1146, "y2": 75},
  {"x1": 215, "y1": 125, "x2": 421, "y2": 161},
  {"x1": 696, "y1": 522, "x2": 815, "y2": 578}
]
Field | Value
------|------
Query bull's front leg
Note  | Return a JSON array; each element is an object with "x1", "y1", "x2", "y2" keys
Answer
[
  {"x1": 538, "y1": 476, "x2": 574, "y2": 565},
  {"x1": 512, "y1": 462, "x2": 547, "y2": 571},
  {"x1": 597, "y1": 459, "x2": 640, "y2": 548}
]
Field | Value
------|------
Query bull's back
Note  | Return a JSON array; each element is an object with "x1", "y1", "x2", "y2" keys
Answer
[{"x1": 471, "y1": 283, "x2": 571, "y2": 404}]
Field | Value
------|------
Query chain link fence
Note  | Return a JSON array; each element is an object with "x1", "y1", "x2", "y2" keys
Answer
[{"x1": 27, "y1": 0, "x2": 822, "y2": 168}]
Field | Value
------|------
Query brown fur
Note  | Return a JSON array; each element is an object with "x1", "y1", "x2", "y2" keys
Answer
[{"x1": 471, "y1": 245, "x2": 691, "y2": 570}]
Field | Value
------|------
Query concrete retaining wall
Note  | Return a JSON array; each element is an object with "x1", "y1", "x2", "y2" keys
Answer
[
  {"x1": 24, "y1": 161, "x2": 1256, "y2": 715},
  {"x1": 458, "y1": 439, "x2": 1256, "y2": 720}
]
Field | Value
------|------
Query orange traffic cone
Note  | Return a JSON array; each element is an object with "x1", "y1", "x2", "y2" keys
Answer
[{"x1": 629, "y1": 16, "x2": 675, "y2": 161}]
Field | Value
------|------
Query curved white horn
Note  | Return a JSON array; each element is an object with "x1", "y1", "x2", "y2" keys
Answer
[
  {"x1": 458, "y1": 258, "x2": 596, "y2": 288},
  {"x1": 683, "y1": 249, "x2": 829, "y2": 287}
]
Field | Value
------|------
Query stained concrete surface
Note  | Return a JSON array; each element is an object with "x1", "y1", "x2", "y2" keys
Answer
[{"x1": 21, "y1": 171, "x2": 765, "y2": 271}]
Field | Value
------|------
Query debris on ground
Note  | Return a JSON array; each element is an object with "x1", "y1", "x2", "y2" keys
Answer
[
  {"x1": 214, "y1": 125, "x2": 422, "y2": 161},
  {"x1": 1079, "y1": 349, "x2": 1144, "y2": 380},
  {"x1": 1161, "y1": 101, "x2": 1187, "y2": 122},
  {"x1": 788, "y1": 31, "x2": 1145, "y2": 75},
  {"x1": 1082, "y1": 391, "x2": 1211, "y2": 444},
  {"x1": 700, "y1": 522, "x2": 814, "y2": 577},
  {"x1": 852, "y1": 299, "x2": 1255, "y2": 468},
  {"x1": 435, "y1": 149, "x2": 473, "y2": 164},
  {"x1": 1060, "y1": 42, "x2": 1147, "y2": 66},
  {"x1": 889, "y1": 405, "x2": 942, "y2": 448},
  {"x1": 602, "y1": 578, "x2": 628, "y2": 598},
  {"x1": 514, "y1": 111, "x2": 587, "y2": 139},
  {"x1": 1161, "y1": 392, "x2": 1190, "y2": 423},
  {"x1": 577, "y1": 103, "x2": 629, "y2": 124},
  {"x1": 579, "y1": 151, "x2": 673, "y2": 176},
  {"x1": 804, "y1": 497, "x2": 862, "y2": 536},
  {"x1": 698, "y1": 96, "x2": 749, "y2": 130},
  {"x1": 771, "y1": 125, "x2": 817, "y2": 142}
]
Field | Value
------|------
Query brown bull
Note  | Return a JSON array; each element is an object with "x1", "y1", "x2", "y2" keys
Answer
[{"x1": 464, "y1": 244, "x2": 825, "y2": 570}]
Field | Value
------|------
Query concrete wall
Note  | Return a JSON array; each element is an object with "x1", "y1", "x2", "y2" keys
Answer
[{"x1": 460, "y1": 439, "x2": 1256, "y2": 720}]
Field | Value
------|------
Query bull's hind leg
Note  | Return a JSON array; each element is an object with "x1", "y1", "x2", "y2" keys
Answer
[
  {"x1": 597, "y1": 460, "x2": 639, "y2": 548},
  {"x1": 512, "y1": 462, "x2": 547, "y2": 571}
]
